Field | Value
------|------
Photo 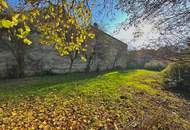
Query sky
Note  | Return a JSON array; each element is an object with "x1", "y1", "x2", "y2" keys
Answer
[
  {"x1": 91, "y1": 6, "x2": 128, "y2": 34},
  {"x1": 113, "y1": 21, "x2": 162, "y2": 50}
]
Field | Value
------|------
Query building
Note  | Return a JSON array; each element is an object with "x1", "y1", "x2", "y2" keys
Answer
[{"x1": 0, "y1": 28, "x2": 128, "y2": 78}]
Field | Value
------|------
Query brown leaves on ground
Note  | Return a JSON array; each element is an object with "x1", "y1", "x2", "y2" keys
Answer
[{"x1": 0, "y1": 91, "x2": 190, "y2": 130}]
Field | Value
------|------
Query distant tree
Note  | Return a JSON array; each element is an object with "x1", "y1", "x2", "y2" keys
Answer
[
  {"x1": 174, "y1": 38, "x2": 190, "y2": 64},
  {"x1": 163, "y1": 38, "x2": 190, "y2": 90}
]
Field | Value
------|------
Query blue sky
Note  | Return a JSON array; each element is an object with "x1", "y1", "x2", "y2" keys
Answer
[
  {"x1": 8, "y1": 0, "x2": 128, "y2": 34},
  {"x1": 92, "y1": 9, "x2": 127, "y2": 34},
  {"x1": 90, "y1": 0, "x2": 128, "y2": 34}
]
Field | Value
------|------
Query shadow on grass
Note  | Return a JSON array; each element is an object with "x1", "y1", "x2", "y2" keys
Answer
[
  {"x1": 0, "y1": 72, "x2": 100, "y2": 95},
  {"x1": 0, "y1": 69, "x2": 120, "y2": 96},
  {"x1": 166, "y1": 86, "x2": 190, "y2": 101}
]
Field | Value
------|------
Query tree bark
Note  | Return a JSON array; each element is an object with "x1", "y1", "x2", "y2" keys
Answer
[
  {"x1": 1, "y1": 28, "x2": 26, "y2": 78},
  {"x1": 69, "y1": 59, "x2": 74, "y2": 73},
  {"x1": 16, "y1": 54, "x2": 25, "y2": 78},
  {"x1": 85, "y1": 55, "x2": 94, "y2": 73},
  {"x1": 15, "y1": 42, "x2": 25, "y2": 78}
]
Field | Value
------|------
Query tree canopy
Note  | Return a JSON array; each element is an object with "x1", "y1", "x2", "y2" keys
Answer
[
  {"x1": 0, "y1": 0, "x2": 95, "y2": 56},
  {"x1": 117, "y1": 0, "x2": 190, "y2": 48}
]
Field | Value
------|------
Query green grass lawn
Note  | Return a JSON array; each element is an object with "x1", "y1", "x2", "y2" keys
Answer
[
  {"x1": 0, "y1": 70, "x2": 189, "y2": 129},
  {"x1": 0, "y1": 70, "x2": 163, "y2": 99}
]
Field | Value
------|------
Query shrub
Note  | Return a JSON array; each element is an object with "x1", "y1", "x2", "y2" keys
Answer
[
  {"x1": 144, "y1": 60, "x2": 165, "y2": 71},
  {"x1": 163, "y1": 63, "x2": 190, "y2": 89},
  {"x1": 127, "y1": 62, "x2": 145, "y2": 69}
]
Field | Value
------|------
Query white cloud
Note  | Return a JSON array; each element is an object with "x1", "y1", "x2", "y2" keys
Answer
[{"x1": 112, "y1": 21, "x2": 161, "y2": 49}]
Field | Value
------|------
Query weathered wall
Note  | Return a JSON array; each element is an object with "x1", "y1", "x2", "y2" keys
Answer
[{"x1": 0, "y1": 30, "x2": 128, "y2": 78}]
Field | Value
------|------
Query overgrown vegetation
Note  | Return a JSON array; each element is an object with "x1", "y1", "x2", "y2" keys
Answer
[
  {"x1": 144, "y1": 60, "x2": 165, "y2": 71},
  {"x1": 0, "y1": 70, "x2": 189, "y2": 129},
  {"x1": 163, "y1": 63, "x2": 190, "y2": 91}
]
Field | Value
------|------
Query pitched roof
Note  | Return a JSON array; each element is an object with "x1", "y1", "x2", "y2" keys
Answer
[{"x1": 91, "y1": 26, "x2": 128, "y2": 47}]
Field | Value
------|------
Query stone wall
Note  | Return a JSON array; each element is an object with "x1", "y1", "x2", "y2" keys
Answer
[{"x1": 0, "y1": 29, "x2": 128, "y2": 78}]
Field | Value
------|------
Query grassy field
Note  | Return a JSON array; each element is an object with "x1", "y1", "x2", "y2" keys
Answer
[{"x1": 0, "y1": 70, "x2": 189, "y2": 129}]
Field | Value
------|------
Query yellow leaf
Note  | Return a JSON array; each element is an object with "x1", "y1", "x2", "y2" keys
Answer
[
  {"x1": 88, "y1": 33, "x2": 95, "y2": 39},
  {"x1": 81, "y1": 56, "x2": 87, "y2": 62},
  {"x1": 0, "y1": 107, "x2": 3, "y2": 113},
  {"x1": 39, "y1": 124, "x2": 43, "y2": 129},
  {"x1": 12, "y1": 111, "x2": 17, "y2": 116},
  {"x1": 27, "y1": 111, "x2": 33, "y2": 118},
  {"x1": 21, "y1": 14, "x2": 27, "y2": 21},
  {"x1": 12, "y1": 14, "x2": 19, "y2": 25},
  {"x1": 18, "y1": 28, "x2": 23, "y2": 33},
  {"x1": 17, "y1": 34, "x2": 24, "y2": 39},
  {"x1": 45, "y1": 15, "x2": 50, "y2": 19},
  {"x1": 1, "y1": 19, "x2": 13, "y2": 28},
  {"x1": 0, "y1": 107, "x2": 3, "y2": 116},
  {"x1": 23, "y1": 38, "x2": 32, "y2": 45},
  {"x1": 24, "y1": 25, "x2": 31, "y2": 32},
  {"x1": 30, "y1": 17, "x2": 34, "y2": 23},
  {"x1": 1, "y1": 0, "x2": 8, "y2": 8}
]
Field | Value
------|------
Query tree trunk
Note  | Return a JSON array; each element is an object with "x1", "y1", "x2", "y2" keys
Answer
[
  {"x1": 69, "y1": 59, "x2": 74, "y2": 73},
  {"x1": 16, "y1": 54, "x2": 25, "y2": 78},
  {"x1": 85, "y1": 55, "x2": 93, "y2": 73},
  {"x1": 15, "y1": 42, "x2": 25, "y2": 78}
]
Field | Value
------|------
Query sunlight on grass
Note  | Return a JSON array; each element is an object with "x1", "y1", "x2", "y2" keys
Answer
[{"x1": 0, "y1": 70, "x2": 164, "y2": 99}]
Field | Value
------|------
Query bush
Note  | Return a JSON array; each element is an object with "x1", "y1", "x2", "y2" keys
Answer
[
  {"x1": 127, "y1": 62, "x2": 145, "y2": 69},
  {"x1": 144, "y1": 60, "x2": 165, "y2": 71},
  {"x1": 163, "y1": 63, "x2": 190, "y2": 90}
]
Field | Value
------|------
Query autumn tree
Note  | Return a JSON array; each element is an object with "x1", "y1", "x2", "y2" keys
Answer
[
  {"x1": 0, "y1": 0, "x2": 95, "y2": 77},
  {"x1": 0, "y1": 27, "x2": 28, "y2": 78},
  {"x1": 29, "y1": 0, "x2": 95, "y2": 56},
  {"x1": 0, "y1": 0, "x2": 32, "y2": 77}
]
